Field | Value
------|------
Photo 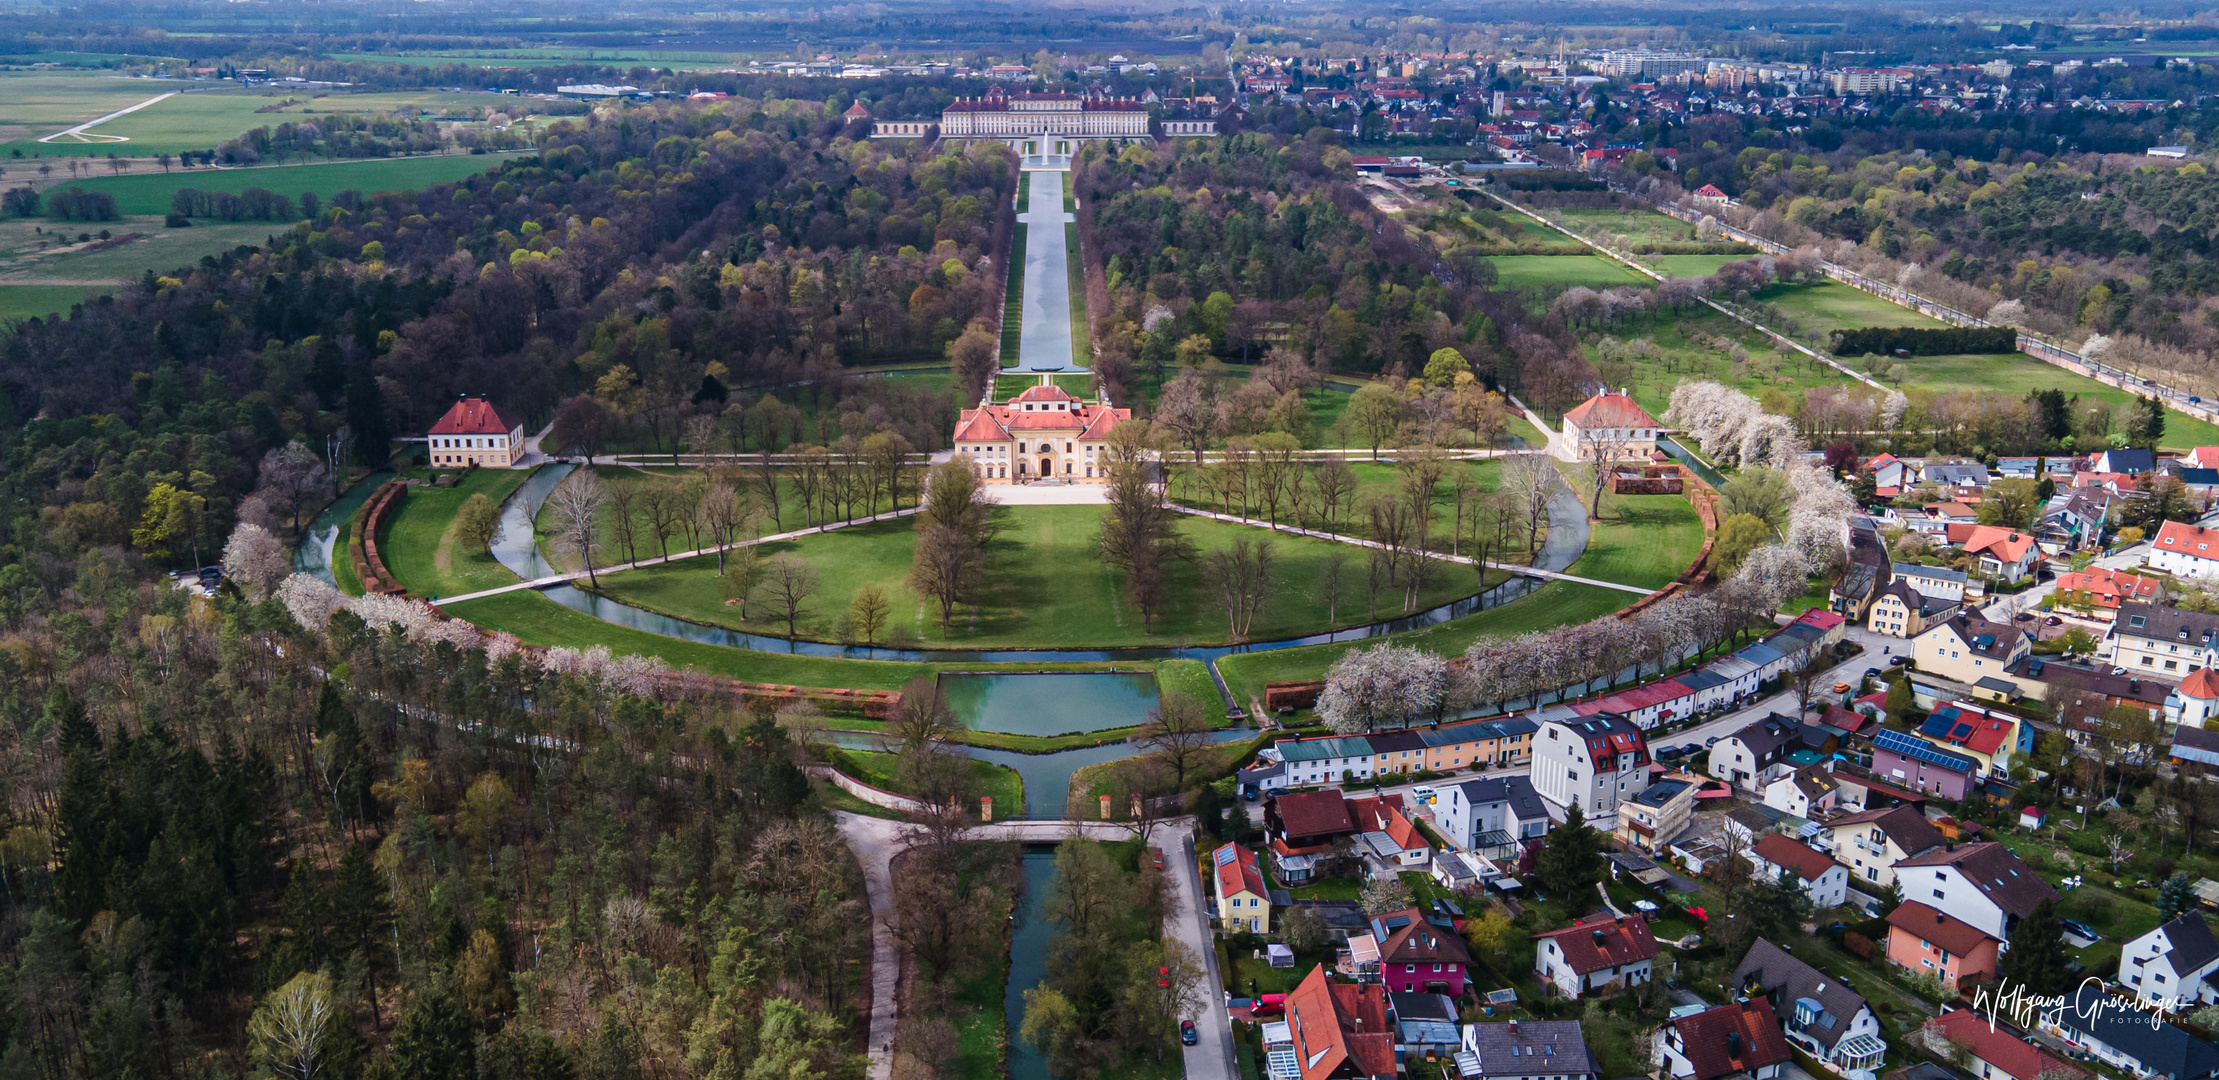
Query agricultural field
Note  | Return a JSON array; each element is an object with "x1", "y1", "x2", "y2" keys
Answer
[
  {"x1": 328, "y1": 49, "x2": 740, "y2": 68},
  {"x1": 0, "y1": 216, "x2": 281, "y2": 289},
  {"x1": 0, "y1": 71, "x2": 172, "y2": 146},
  {"x1": 51, "y1": 151, "x2": 529, "y2": 215},
  {"x1": 0, "y1": 283, "x2": 113, "y2": 322},
  {"x1": 1486, "y1": 254, "x2": 1649, "y2": 290},
  {"x1": 1642, "y1": 253, "x2": 1752, "y2": 278},
  {"x1": 1552, "y1": 206, "x2": 1704, "y2": 246}
]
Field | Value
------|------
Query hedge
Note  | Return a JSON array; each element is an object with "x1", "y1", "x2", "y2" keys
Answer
[{"x1": 1829, "y1": 326, "x2": 2018, "y2": 357}]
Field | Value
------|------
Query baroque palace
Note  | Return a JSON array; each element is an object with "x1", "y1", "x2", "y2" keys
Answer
[
  {"x1": 861, "y1": 85, "x2": 1214, "y2": 153},
  {"x1": 952, "y1": 377, "x2": 1130, "y2": 484}
]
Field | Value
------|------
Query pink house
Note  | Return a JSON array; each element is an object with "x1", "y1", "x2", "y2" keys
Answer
[
  {"x1": 1369, "y1": 908, "x2": 1471, "y2": 995},
  {"x1": 1884, "y1": 901, "x2": 2001, "y2": 991}
]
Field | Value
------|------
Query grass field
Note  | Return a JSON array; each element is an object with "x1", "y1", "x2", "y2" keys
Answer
[
  {"x1": 0, "y1": 71, "x2": 171, "y2": 139},
  {"x1": 1563, "y1": 485, "x2": 1705, "y2": 591},
  {"x1": 0, "y1": 216, "x2": 282, "y2": 287},
  {"x1": 1642, "y1": 253, "x2": 1751, "y2": 278},
  {"x1": 1553, "y1": 207, "x2": 1701, "y2": 246},
  {"x1": 583, "y1": 504, "x2": 1481, "y2": 649},
  {"x1": 54, "y1": 152, "x2": 527, "y2": 215},
  {"x1": 1754, "y1": 280, "x2": 1946, "y2": 334},
  {"x1": 1153, "y1": 658, "x2": 1221, "y2": 709},
  {"x1": 0, "y1": 74, "x2": 509, "y2": 158},
  {"x1": 835, "y1": 748, "x2": 1024, "y2": 816},
  {"x1": 0, "y1": 283, "x2": 113, "y2": 322},
  {"x1": 1487, "y1": 254, "x2": 1649, "y2": 290},
  {"x1": 378, "y1": 470, "x2": 533, "y2": 600}
]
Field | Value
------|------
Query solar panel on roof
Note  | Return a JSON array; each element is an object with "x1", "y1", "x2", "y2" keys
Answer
[{"x1": 1215, "y1": 848, "x2": 1237, "y2": 865}]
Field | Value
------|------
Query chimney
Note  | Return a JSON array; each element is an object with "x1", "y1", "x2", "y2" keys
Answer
[{"x1": 1509, "y1": 1019, "x2": 1519, "y2": 1035}]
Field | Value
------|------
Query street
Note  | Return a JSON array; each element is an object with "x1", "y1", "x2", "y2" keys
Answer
[{"x1": 1156, "y1": 823, "x2": 1240, "y2": 1080}]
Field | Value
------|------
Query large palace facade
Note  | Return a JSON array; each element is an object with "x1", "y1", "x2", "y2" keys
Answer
[
  {"x1": 864, "y1": 86, "x2": 1203, "y2": 154},
  {"x1": 952, "y1": 378, "x2": 1130, "y2": 484}
]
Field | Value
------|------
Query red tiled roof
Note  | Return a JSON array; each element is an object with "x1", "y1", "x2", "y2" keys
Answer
[
  {"x1": 1751, "y1": 834, "x2": 1844, "y2": 884},
  {"x1": 2050, "y1": 567, "x2": 2159, "y2": 609},
  {"x1": 1371, "y1": 907, "x2": 1471, "y2": 967},
  {"x1": 1283, "y1": 965, "x2": 1396, "y2": 1080},
  {"x1": 2155, "y1": 519, "x2": 2219, "y2": 563},
  {"x1": 1213, "y1": 843, "x2": 1267, "y2": 900},
  {"x1": 1931, "y1": 1009, "x2": 2085, "y2": 1080},
  {"x1": 1273, "y1": 790, "x2": 1355, "y2": 841},
  {"x1": 428, "y1": 396, "x2": 521, "y2": 436},
  {"x1": 1346, "y1": 796, "x2": 1425, "y2": 852},
  {"x1": 1562, "y1": 391, "x2": 1659, "y2": 430},
  {"x1": 1693, "y1": 184, "x2": 1729, "y2": 198},
  {"x1": 951, "y1": 395, "x2": 1129, "y2": 443},
  {"x1": 1886, "y1": 900, "x2": 2000, "y2": 955},
  {"x1": 1533, "y1": 913, "x2": 1658, "y2": 975},
  {"x1": 1961, "y1": 525, "x2": 2036, "y2": 564},
  {"x1": 2177, "y1": 667, "x2": 2219, "y2": 701},
  {"x1": 1671, "y1": 1000, "x2": 1793, "y2": 1080},
  {"x1": 842, "y1": 101, "x2": 872, "y2": 119}
]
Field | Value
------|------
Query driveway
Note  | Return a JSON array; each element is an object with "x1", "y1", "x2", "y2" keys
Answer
[{"x1": 1154, "y1": 823, "x2": 1239, "y2": 1080}]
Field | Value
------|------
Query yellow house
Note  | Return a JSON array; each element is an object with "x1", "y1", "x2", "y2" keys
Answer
[
  {"x1": 1415, "y1": 717, "x2": 1538, "y2": 773},
  {"x1": 1212, "y1": 843, "x2": 1271, "y2": 933},
  {"x1": 1911, "y1": 613, "x2": 2030, "y2": 686},
  {"x1": 1867, "y1": 581, "x2": 1957, "y2": 639},
  {"x1": 427, "y1": 395, "x2": 525, "y2": 468}
]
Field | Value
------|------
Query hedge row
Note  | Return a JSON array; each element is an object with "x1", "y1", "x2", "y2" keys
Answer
[
  {"x1": 352, "y1": 481, "x2": 409, "y2": 595},
  {"x1": 1829, "y1": 326, "x2": 2018, "y2": 357}
]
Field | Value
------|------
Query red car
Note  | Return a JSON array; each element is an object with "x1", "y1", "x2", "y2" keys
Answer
[
  {"x1": 1150, "y1": 848, "x2": 1165, "y2": 871},
  {"x1": 1252, "y1": 994, "x2": 1287, "y2": 1016}
]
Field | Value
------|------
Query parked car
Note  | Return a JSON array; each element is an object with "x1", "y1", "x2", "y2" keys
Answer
[
  {"x1": 1240, "y1": 783, "x2": 1258, "y2": 801},
  {"x1": 2045, "y1": 616, "x2": 2062, "y2": 626},
  {"x1": 2061, "y1": 919, "x2": 2100, "y2": 941},
  {"x1": 1180, "y1": 1020, "x2": 1198, "y2": 1046},
  {"x1": 1150, "y1": 849, "x2": 1165, "y2": 871},
  {"x1": 2112, "y1": 667, "x2": 2127, "y2": 676},
  {"x1": 1253, "y1": 994, "x2": 1286, "y2": 1016},
  {"x1": 1865, "y1": 667, "x2": 1880, "y2": 677},
  {"x1": 1831, "y1": 681, "x2": 1852, "y2": 693},
  {"x1": 1657, "y1": 746, "x2": 1686, "y2": 761},
  {"x1": 1704, "y1": 736, "x2": 1721, "y2": 747},
  {"x1": 1889, "y1": 656, "x2": 1911, "y2": 666},
  {"x1": 1411, "y1": 786, "x2": 1437, "y2": 805},
  {"x1": 1681, "y1": 744, "x2": 1702, "y2": 756}
]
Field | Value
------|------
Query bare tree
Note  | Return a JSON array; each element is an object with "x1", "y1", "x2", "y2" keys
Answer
[
  {"x1": 547, "y1": 469, "x2": 605, "y2": 586},
  {"x1": 1499, "y1": 453, "x2": 1556, "y2": 558},
  {"x1": 909, "y1": 523, "x2": 984, "y2": 632},
  {"x1": 759, "y1": 554, "x2": 820, "y2": 639},
  {"x1": 1313, "y1": 457, "x2": 1358, "y2": 534},
  {"x1": 605, "y1": 479, "x2": 643, "y2": 564},
  {"x1": 1579, "y1": 425, "x2": 1618, "y2": 521},
  {"x1": 849, "y1": 584, "x2": 891, "y2": 646},
  {"x1": 640, "y1": 479, "x2": 686, "y2": 560},
  {"x1": 1132, "y1": 691, "x2": 1217, "y2": 789},
  {"x1": 1203, "y1": 536, "x2": 1277, "y2": 641},
  {"x1": 1320, "y1": 550, "x2": 1348, "y2": 625},
  {"x1": 700, "y1": 471, "x2": 750, "y2": 573},
  {"x1": 255, "y1": 443, "x2": 331, "y2": 535}
]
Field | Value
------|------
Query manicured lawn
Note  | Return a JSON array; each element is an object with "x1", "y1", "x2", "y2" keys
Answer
[
  {"x1": 378, "y1": 469, "x2": 532, "y2": 600},
  {"x1": 1754, "y1": 280, "x2": 1946, "y2": 334},
  {"x1": 1154, "y1": 658, "x2": 1222, "y2": 710},
  {"x1": 57, "y1": 152, "x2": 529, "y2": 216},
  {"x1": 837, "y1": 748, "x2": 1024, "y2": 817},
  {"x1": 1568, "y1": 487, "x2": 1706, "y2": 591},
  {"x1": 1903, "y1": 352, "x2": 2219, "y2": 449},
  {"x1": 1487, "y1": 254, "x2": 1650, "y2": 290},
  {"x1": 1578, "y1": 306, "x2": 1840, "y2": 422},
  {"x1": 587, "y1": 504, "x2": 1481, "y2": 649},
  {"x1": 1643, "y1": 253, "x2": 1753, "y2": 277},
  {"x1": 1215, "y1": 580, "x2": 1635, "y2": 707},
  {"x1": 0, "y1": 284, "x2": 111, "y2": 322}
]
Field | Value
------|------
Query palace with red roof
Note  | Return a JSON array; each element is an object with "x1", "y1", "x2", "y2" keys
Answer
[
  {"x1": 952, "y1": 376, "x2": 1129, "y2": 484},
  {"x1": 428, "y1": 395, "x2": 526, "y2": 468},
  {"x1": 1561, "y1": 389, "x2": 1661, "y2": 461}
]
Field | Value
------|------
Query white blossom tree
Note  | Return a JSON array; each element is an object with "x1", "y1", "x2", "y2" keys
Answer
[
  {"x1": 222, "y1": 522, "x2": 292, "y2": 600},
  {"x1": 1316, "y1": 642, "x2": 1451, "y2": 733}
]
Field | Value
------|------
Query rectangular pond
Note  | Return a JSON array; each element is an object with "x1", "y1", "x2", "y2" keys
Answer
[{"x1": 939, "y1": 672, "x2": 1160, "y2": 736}]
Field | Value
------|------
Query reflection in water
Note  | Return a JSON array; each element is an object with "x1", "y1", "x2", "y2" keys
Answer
[
  {"x1": 292, "y1": 472, "x2": 394, "y2": 585},
  {"x1": 1006, "y1": 852, "x2": 1057, "y2": 1080},
  {"x1": 940, "y1": 672, "x2": 1162, "y2": 737},
  {"x1": 826, "y1": 729, "x2": 1248, "y2": 819}
]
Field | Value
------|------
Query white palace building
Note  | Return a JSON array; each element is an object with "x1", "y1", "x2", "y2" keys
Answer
[{"x1": 862, "y1": 86, "x2": 1212, "y2": 153}]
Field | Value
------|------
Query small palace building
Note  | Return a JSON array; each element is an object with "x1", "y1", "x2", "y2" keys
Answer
[
  {"x1": 428, "y1": 395, "x2": 525, "y2": 468},
  {"x1": 953, "y1": 377, "x2": 1129, "y2": 484}
]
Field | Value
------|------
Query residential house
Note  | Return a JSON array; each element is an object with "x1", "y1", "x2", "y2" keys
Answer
[
  {"x1": 1735, "y1": 643, "x2": 1792, "y2": 683},
  {"x1": 1415, "y1": 717, "x2": 1537, "y2": 773},
  {"x1": 1912, "y1": 503, "x2": 1979, "y2": 538},
  {"x1": 1894, "y1": 565, "x2": 1970, "y2": 604},
  {"x1": 1532, "y1": 914, "x2": 1658, "y2": 998},
  {"x1": 1692, "y1": 657, "x2": 1762, "y2": 707},
  {"x1": 1958, "y1": 527, "x2": 2042, "y2": 584},
  {"x1": 2094, "y1": 448, "x2": 2156, "y2": 475},
  {"x1": 1573, "y1": 677, "x2": 1697, "y2": 730},
  {"x1": 1711, "y1": 714, "x2": 1803, "y2": 790},
  {"x1": 2040, "y1": 490, "x2": 2111, "y2": 551},
  {"x1": 1530, "y1": 713, "x2": 1651, "y2": 827},
  {"x1": 1370, "y1": 908, "x2": 1472, "y2": 995},
  {"x1": 1731, "y1": 939, "x2": 1888, "y2": 1075},
  {"x1": 1912, "y1": 614, "x2": 2030, "y2": 686},
  {"x1": 2111, "y1": 602, "x2": 2219, "y2": 676},
  {"x1": 1995, "y1": 457, "x2": 2040, "y2": 480},
  {"x1": 2172, "y1": 725, "x2": 2219, "y2": 768},
  {"x1": 1657, "y1": 1000, "x2": 1793, "y2": 1080},
  {"x1": 1821, "y1": 805, "x2": 1946, "y2": 889},
  {"x1": 1869, "y1": 581, "x2": 1957, "y2": 639},
  {"x1": 1871, "y1": 728, "x2": 1983, "y2": 800},
  {"x1": 1868, "y1": 454, "x2": 1911, "y2": 494},
  {"x1": 1347, "y1": 795, "x2": 1432, "y2": 869},
  {"x1": 1561, "y1": 390, "x2": 1661, "y2": 460},
  {"x1": 2049, "y1": 567, "x2": 2160, "y2": 620},
  {"x1": 1616, "y1": 778, "x2": 1697, "y2": 854},
  {"x1": 2165, "y1": 669, "x2": 2219, "y2": 729},
  {"x1": 1368, "y1": 730, "x2": 1429, "y2": 776},
  {"x1": 2034, "y1": 986, "x2": 2219, "y2": 1080},
  {"x1": 1438, "y1": 775, "x2": 1552, "y2": 855},
  {"x1": 1390, "y1": 992, "x2": 1463, "y2": 1067},
  {"x1": 1916, "y1": 701, "x2": 2034, "y2": 777},
  {"x1": 1928, "y1": 1009, "x2": 2084, "y2": 1080},
  {"x1": 1266, "y1": 791, "x2": 1357, "y2": 884},
  {"x1": 2007, "y1": 659, "x2": 2169, "y2": 740},
  {"x1": 2150, "y1": 520, "x2": 2219, "y2": 582},
  {"x1": 1274, "y1": 736, "x2": 1379, "y2": 786},
  {"x1": 1761, "y1": 764, "x2": 1840, "y2": 820},
  {"x1": 1884, "y1": 901, "x2": 2002, "y2": 990},
  {"x1": 1265, "y1": 965, "x2": 1396, "y2": 1080},
  {"x1": 1833, "y1": 562, "x2": 1886, "y2": 621},
  {"x1": 1430, "y1": 850, "x2": 1492, "y2": 892},
  {"x1": 1213, "y1": 844, "x2": 1273, "y2": 933},
  {"x1": 427, "y1": 396, "x2": 527, "y2": 468},
  {"x1": 1893, "y1": 842, "x2": 2058, "y2": 942},
  {"x1": 1454, "y1": 1020, "x2": 1600, "y2": 1080},
  {"x1": 2118, "y1": 912, "x2": 2219, "y2": 1006},
  {"x1": 1925, "y1": 464, "x2": 1992, "y2": 494},
  {"x1": 1746, "y1": 833, "x2": 1852, "y2": 909}
]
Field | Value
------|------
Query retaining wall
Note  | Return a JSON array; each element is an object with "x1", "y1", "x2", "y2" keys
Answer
[{"x1": 802, "y1": 763, "x2": 925, "y2": 812}]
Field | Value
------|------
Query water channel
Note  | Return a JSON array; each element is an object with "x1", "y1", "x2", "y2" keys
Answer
[
  {"x1": 1006, "y1": 850, "x2": 1058, "y2": 1080},
  {"x1": 292, "y1": 471, "x2": 394, "y2": 581}
]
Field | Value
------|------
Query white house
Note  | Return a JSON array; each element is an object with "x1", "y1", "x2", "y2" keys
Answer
[
  {"x1": 2111, "y1": 602, "x2": 2219, "y2": 677},
  {"x1": 2149, "y1": 520, "x2": 2219, "y2": 581},
  {"x1": 1656, "y1": 1000, "x2": 1792, "y2": 1080},
  {"x1": 2166, "y1": 669, "x2": 2219, "y2": 730},
  {"x1": 1268, "y1": 735, "x2": 1376, "y2": 786},
  {"x1": 2118, "y1": 912, "x2": 2219, "y2": 1006},
  {"x1": 1437, "y1": 775, "x2": 1552, "y2": 853},
  {"x1": 1760, "y1": 765, "x2": 1838, "y2": 820},
  {"x1": 1745, "y1": 834, "x2": 1852, "y2": 910},
  {"x1": 1533, "y1": 914, "x2": 1658, "y2": 999},
  {"x1": 1561, "y1": 390, "x2": 1661, "y2": 460},
  {"x1": 1530, "y1": 713, "x2": 1652, "y2": 828},
  {"x1": 1709, "y1": 714, "x2": 1802, "y2": 791},
  {"x1": 1730, "y1": 940, "x2": 1888, "y2": 1076},
  {"x1": 1893, "y1": 842, "x2": 2059, "y2": 942},
  {"x1": 1817, "y1": 805, "x2": 1946, "y2": 890},
  {"x1": 2035, "y1": 985, "x2": 2219, "y2": 1080}
]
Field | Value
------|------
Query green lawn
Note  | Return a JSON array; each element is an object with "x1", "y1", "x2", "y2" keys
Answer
[
  {"x1": 1487, "y1": 254, "x2": 1650, "y2": 290},
  {"x1": 1154, "y1": 658, "x2": 1222, "y2": 710},
  {"x1": 1643, "y1": 253, "x2": 1754, "y2": 278},
  {"x1": 7, "y1": 86, "x2": 502, "y2": 158},
  {"x1": 376, "y1": 470, "x2": 534, "y2": 600},
  {"x1": 0, "y1": 70, "x2": 177, "y2": 133},
  {"x1": 836, "y1": 748, "x2": 1024, "y2": 817},
  {"x1": 585, "y1": 504, "x2": 1482, "y2": 649},
  {"x1": 1566, "y1": 485, "x2": 1705, "y2": 591},
  {"x1": 1755, "y1": 280, "x2": 1946, "y2": 334},
  {"x1": 1904, "y1": 352, "x2": 2219, "y2": 449},
  {"x1": 0, "y1": 215, "x2": 286, "y2": 287},
  {"x1": 1553, "y1": 207, "x2": 1704, "y2": 246},
  {"x1": 0, "y1": 284, "x2": 111, "y2": 322},
  {"x1": 55, "y1": 152, "x2": 528, "y2": 215}
]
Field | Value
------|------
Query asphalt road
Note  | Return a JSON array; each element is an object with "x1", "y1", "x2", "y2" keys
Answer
[{"x1": 1157, "y1": 823, "x2": 1239, "y2": 1080}]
